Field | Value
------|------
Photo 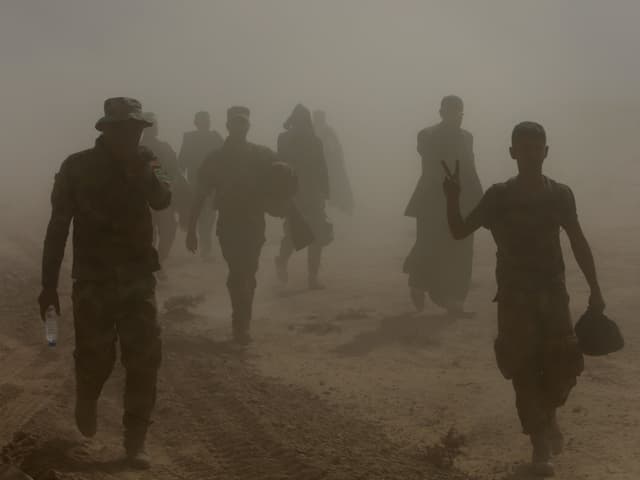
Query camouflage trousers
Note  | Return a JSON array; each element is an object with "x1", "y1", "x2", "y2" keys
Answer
[
  {"x1": 494, "y1": 288, "x2": 584, "y2": 435},
  {"x1": 72, "y1": 275, "x2": 161, "y2": 436},
  {"x1": 218, "y1": 233, "x2": 264, "y2": 335}
]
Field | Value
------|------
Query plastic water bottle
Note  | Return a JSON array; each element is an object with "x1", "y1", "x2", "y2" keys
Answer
[{"x1": 44, "y1": 306, "x2": 58, "y2": 347}]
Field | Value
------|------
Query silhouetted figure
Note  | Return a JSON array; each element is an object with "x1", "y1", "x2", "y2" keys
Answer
[
  {"x1": 443, "y1": 122, "x2": 605, "y2": 476},
  {"x1": 313, "y1": 109, "x2": 354, "y2": 214},
  {"x1": 178, "y1": 111, "x2": 224, "y2": 261},
  {"x1": 38, "y1": 98, "x2": 171, "y2": 469},
  {"x1": 404, "y1": 95, "x2": 482, "y2": 314},
  {"x1": 275, "y1": 104, "x2": 333, "y2": 290},
  {"x1": 186, "y1": 107, "x2": 295, "y2": 345},
  {"x1": 140, "y1": 112, "x2": 187, "y2": 277}
]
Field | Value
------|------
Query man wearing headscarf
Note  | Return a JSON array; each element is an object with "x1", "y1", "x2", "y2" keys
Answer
[{"x1": 275, "y1": 104, "x2": 332, "y2": 290}]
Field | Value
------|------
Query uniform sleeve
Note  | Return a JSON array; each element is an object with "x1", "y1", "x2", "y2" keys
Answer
[
  {"x1": 464, "y1": 184, "x2": 499, "y2": 231},
  {"x1": 558, "y1": 185, "x2": 578, "y2": 228},
  {"x1": 177, "y1": 133, "x2": 189, "y2": 173},
  {"x1": 164, "y1": 143, "x2": 181, "y2": 179},
  {"x1": 42, "y1": 159, "x2": 74, "y2": 289},
  {"x1": 141, "y1": 149, "x2": 172, "y2": 210}
]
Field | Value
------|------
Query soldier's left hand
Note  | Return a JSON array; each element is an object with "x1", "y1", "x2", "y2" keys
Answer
[{"x1": 38, "y1": 288, "x2": 60, "y2": 322}]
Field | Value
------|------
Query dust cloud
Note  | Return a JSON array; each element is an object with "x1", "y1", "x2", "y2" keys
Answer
[
  {"x1": 1, "y1": 1, "x2": 639, "y2": 228},
  {"x1": 1, "y1": 2, "x2": 639, "y2": 479}
]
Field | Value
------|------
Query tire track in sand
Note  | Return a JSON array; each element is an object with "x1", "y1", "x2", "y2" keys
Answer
[{"x1": 155, "y1": 331, "x2": 470, "y2": 480}]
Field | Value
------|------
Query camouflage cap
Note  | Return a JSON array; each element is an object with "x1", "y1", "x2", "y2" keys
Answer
[
  {"x1": 226, "y1": 106, "x2": 250, "y2": 122},
  {"x1": 95, "y1": 97, "x2": 153, "y2": 131},
  {"x1": 141, "y1": 111, "x2": 157, "y2": 125}
]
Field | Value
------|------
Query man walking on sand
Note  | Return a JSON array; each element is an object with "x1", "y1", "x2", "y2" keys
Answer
[
  {"x1": 39, "y1": 97, "x2": 171, "y2": 469},
  {"x1": 442, "y1": 121, "x2": 605, "y2": 476}
]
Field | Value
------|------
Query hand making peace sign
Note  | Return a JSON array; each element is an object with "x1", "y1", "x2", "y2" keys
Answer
[{"x1": 441, "y1": 159, "x2": 461, "y2": 199}]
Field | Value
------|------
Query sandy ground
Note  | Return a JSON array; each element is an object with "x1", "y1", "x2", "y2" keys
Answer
[{"x1": 0, "y1": 212, "x2": 638, "y2": 479}]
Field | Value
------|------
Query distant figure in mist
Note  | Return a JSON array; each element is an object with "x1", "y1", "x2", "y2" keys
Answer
[
  {"x1": 443, "y1": 122, "x2": 606, "y2": 476},
  {"x1": 140, "y1": 112, "x2": 188, "y2": 278},
  {"x1": 404, "y1": 95, "x2": 483, "y2": 315},
  {"x1": 313, "y1": 109, "x2": 354, "y2": 215},
  {"x1": 38, "y1": 98, "x2": 171, "y2": 469},
  {"x1": 276, "y1": 104, "x2": 333, "y2": 290},
  {"x1": 186, "y1": 107, "x2": 296, "y2": 345},
  {"x1": 178, "y1": 111, "x2": 224, "y2": 261}
]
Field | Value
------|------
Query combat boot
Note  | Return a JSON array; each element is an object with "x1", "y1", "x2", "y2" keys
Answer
[
  {"x1": 75, "y1": 391, "x2": 98, "y2": 438},
  {"x1": 124, "y1": 425, "x2": 151, "y2": 470},
  {"x1": 530, "y1": 432, "x2": 555, "y2": 477},
  {"x1": 125, "y1": 448, "x2": 151, "y2": 470}
]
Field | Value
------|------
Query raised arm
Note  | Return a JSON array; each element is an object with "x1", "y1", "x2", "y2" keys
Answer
[
  {"x1": 143, "y1": 154, "x2": 172, "y2": 210},
  {"x1": 442, "y1": 160, "x2": 488, "y2": 239}
]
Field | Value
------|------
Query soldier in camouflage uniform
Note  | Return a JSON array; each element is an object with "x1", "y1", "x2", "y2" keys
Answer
[
  {"x1": 186, "y1": 106, "x2": 294, "y2": 345},
  {"x1": 442, "y1": 122, "x2": 606, "y2": 476},
  {"x1": 178, "y1": 111, "x2": 224, "y2": 261},
  {"x1": 275, "y1": 104, "x2": 332, "y2": 290},
  {"x1": 38, "y1": 98, "x2": 171, "y2": 470},
  {"x1": 140, "y1": 112, "x2": 188, "y2": 276}
]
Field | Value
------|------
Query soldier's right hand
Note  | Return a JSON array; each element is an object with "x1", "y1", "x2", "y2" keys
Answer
[
  {"x1": 186, "y1": 229, "x2": 198, "y2": 253},
  {"x1": 38, "y1": 288, "x2": 60, "y2": 322}
]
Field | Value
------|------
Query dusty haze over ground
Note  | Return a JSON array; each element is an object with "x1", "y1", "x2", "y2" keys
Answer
[
  {"x1": 2, "y1": 0, "x2": 639, "y2": 225},
  {"x1": 1, "y1": 2, "x2": 639, "y2": 479}
]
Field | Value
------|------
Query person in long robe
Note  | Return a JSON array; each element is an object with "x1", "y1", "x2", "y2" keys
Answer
[
  {"x1": 276, "y1": 104, "x2": 332, "y2": 289},
  {"x1": 403, "y1": 95, "x2": 483, "y2": 314},
  {"x1": 312, "y1": 110, "x2": 354, "y2": 214}
]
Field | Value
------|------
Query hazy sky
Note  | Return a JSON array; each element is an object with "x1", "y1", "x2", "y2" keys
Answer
[{"x1": 2, "y1": 0, "x2": 639, "y2": 217}]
